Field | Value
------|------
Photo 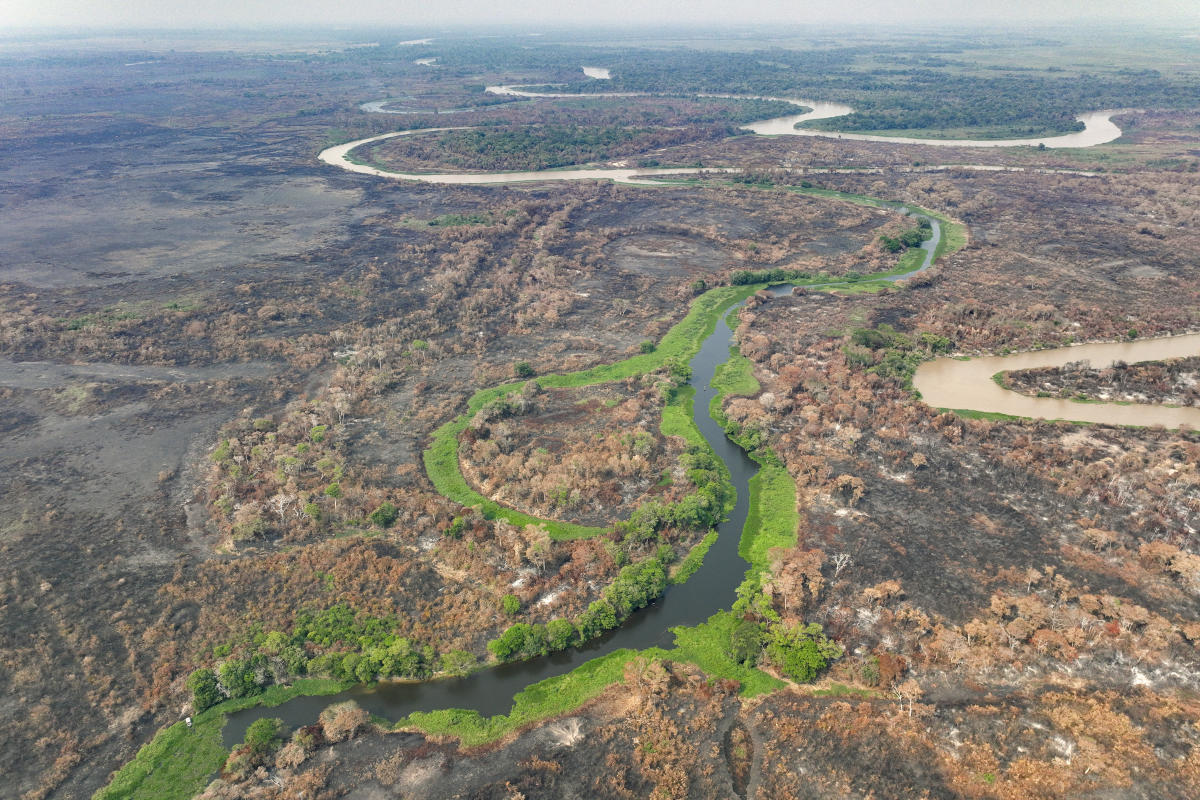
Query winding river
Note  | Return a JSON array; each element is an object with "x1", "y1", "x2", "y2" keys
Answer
[
  {"x1": 222, "y1": 87, "x2": 1152, "y2": 745},
  {"x1": 330, "y1": 88, "x2": 1123, "y2": 186},
  {"x1": 915, "y1": 335, "x2": 1200, "y2": 428},
  {"x1": 220, "y1": 209, "x2": 941, "y2": 746}
]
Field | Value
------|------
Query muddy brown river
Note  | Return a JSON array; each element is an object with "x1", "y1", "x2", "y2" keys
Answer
[{"x1": 914, "y1": 334, "x2": 1200, "y2": 427}]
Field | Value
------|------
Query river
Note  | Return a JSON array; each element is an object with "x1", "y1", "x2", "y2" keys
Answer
[
  {"x1": 220, "y1": 203, "x2": 940, "y2": 746},
  {"x1": 226, "y1": 84, "x2": 1142, "y2": 744},
  {"x1": 914, "y1": 335, "x2": 1200, "y2": 428},
  {"x1": 482, "y1": 84, "x2": 1122, "y2": 148}
]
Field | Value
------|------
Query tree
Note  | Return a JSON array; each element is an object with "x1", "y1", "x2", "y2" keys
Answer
[
  {"x1": 730, "y1": 618, "x2": 764, "y2": 666},
  {"x1": 439, "y1": 649, "x2": 476, "y2": 677},
  {"x1": 218, "y1": 658, "x2": 261, "y2": 699},
  {"x1": 369, "y1": 501, "x2": 398, "y2": 528},
  {"x1": 514, "y1": 361, "x2": 535, "y2": 378},
  {"x1": 765, "y1": 623, "x2": 842, "y2": 682},
  {"x1": 243, "y1": 717, "x2": 284, "y2": 757},
  {"x1": 488, "y1": 622, "x2": 532, "y2": 661},
  {"x1": 546, "y1": 618, "x2": 577, "y2": 651},
  {"x1": 187, "y1": 668, "x2": 222, "y2": 712},
  {"x1": 502, "y1": 594, "x2": 521, "y2": 616}
]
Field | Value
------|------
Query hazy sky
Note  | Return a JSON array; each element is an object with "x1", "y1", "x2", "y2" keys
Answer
[{"x1": 4, "y1": 0, "x2": 1199, "y2": 30}]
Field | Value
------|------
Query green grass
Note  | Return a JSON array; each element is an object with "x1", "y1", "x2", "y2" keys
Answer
[
  {"x1": 423, "y1": 285, "x2": 759, "y2": 541},
  {"x1": 94, "y1": 679, "x2": 347, "y2": 800},
  {"x1": 703, "y1": 340, "x2": 799, "y2": 579},
  {"x1": 710, "y1": 343, "x2": 761, "y2": 400},
  {"x1": 671, "y1": 531, "x2": 718, "y2": 584},
  {"x1": 738, "y1": 461, "x2": 799, "y2": 575},
  {"x1": 397, "y1": 613, "x2": 783, "y2": 748},
  {"x1": 669, "y1": 612, "x2": 785, "y2": 696},
  {"x1": 397, "y1": 648, "x2": 637, "y2": 746},
  {"x1": 941, "y1": 408, "x2": 1025, "y2": 422}
]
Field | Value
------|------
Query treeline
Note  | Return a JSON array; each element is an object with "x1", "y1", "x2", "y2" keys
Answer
[
  {"x1": 185, "y1": 603, "x2": 476, "y2": 712},
  {"x1": 374, "y1": 122, "x2": 736, "y2": 171},
  {"x1": 419, "y1": 41, "x2": 1199, "y2": 136},
  {"x1": 487, "y1": 444, "x2": 731, "y2": 661}
]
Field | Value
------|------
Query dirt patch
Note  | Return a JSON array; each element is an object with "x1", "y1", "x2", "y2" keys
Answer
[{"x1": 604, "y1": 233, "x2": 732, "y2": 277}]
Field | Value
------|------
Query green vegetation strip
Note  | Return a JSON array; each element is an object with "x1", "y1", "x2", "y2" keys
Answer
[
  {"x1": 397, "y1": 613, "x2": 784, "y2": 749},
  {"x1": 94, "y1": 679, "x2": 347, "y2": 800},
  {"x1": 101, "y1": 183, "x2": 962, "y2": 795},
  {"x1": 423, "y1": 284, "x2": 758, "y2": 541},
  {"x1": 396, "y1": 648, "x2": 636, "y2": 746}
]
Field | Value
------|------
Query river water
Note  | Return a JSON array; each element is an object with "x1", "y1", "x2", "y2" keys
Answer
[
  {"x1": 221, "y1": 205, "x2": 941, "y2": 745},
  {"x1": 224, "y1": 299, "x2": 763, "y2": 745},
  {"x1": 226, "y1": 82, "x2": 1155, "y2": 745},
  {"x1": 914, "y1": 335, "x2": 1200, "y2": 428}
]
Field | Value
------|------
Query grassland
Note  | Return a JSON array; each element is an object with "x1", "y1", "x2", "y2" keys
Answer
[{"x1": 93, "y1": 679, "x2": 347, "y2": 800}]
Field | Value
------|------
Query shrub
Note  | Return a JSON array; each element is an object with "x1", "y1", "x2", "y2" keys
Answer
[
  {"x1": 514, "y1": 361, "x2": 535, "y2": 378},
  {"x1": 502, "y1": 594, "x2": 521, "y2": 616},
  {"x1": 765, "y1": 623, "x2": 842, "y2": 682},
  {"x1": 439, "y1": 649, "x2": 476, "y2": 677},
  {"x1": 320, "y1": 701, "x2": 369, "y2": 743},
  {"x1": 369, "y1": 501, "x2": 398, "y2": 528},
  {"x1": 244, "y1": 717, "x2": 284, "y2": 757},
  {"x1": 186, "y1": 668, "x2": 222, "y2": 712},
  {"x1": 730, "y1": 618, "x2": 764, "y2": 666}
]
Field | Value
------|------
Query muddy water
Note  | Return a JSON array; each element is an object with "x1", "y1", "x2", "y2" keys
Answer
[
  {"x1": 480, "y1": 85, "x2": 1122, "y2": 148},
  {"x1": 914, "y1": 334, "x2": 1200, "y2": 427},
  {"x1": 751, "y1": 110, "x2": 1123, "y2": 148},
  {"x1": 318, "y1": 129, "x2": 735, "y2": 184}
]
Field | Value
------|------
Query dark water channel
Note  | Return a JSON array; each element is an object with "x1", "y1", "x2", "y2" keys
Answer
[{"x1": 222, "y1": 209, "x2": 938, "y2": 747}]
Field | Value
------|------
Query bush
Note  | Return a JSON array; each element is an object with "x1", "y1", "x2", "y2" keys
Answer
[
  {"x1": 765, "y1": 623, "x2": 842, "y2": 682},
  {"x1": 440, "y1": 649, "x2": 476, "y2": 677},
  {"x1": 320, "y1": 700, "x2": 369, "y2": 743},
  {"x1": 186, "y1": 668, "x2": 222, "y2": 712},
  {"x1": 244, "y1": 717, "x2": 284, "y2": 757},
  {"x1": 729, "y1": 618, "x2": 764, "y2": 666},
  {"x1": 218, "y1": 658, "x2": 262, "y2": 699},
  {"x1": 514, "y1": 361, "x2": 535, "y2": 378},
  {"x1": 639, "y1": 340, "x2": 656, "y2": 354},
  {"x1": 502, "y1": 594, "x2": 521, "y2": 616},
  {"x1": 369, "y1": 501, "x2": 398, "y2": 528}
]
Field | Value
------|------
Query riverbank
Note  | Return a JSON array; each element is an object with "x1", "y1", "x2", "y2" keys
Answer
[
  {"x1": 95, "y1": 161, "x2": 968, "y2": 800},
  {"x1": 914, "y1": 333, "x2": 1200, "y2": 427}
]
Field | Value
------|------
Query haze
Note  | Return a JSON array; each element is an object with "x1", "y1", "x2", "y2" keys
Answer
[{"x1": 4, "y1": 0, "x2": 1199, "y2": 31}]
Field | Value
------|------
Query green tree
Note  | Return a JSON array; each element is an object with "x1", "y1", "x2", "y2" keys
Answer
[
  {"x1": 502, "y1": 594, "x2": 521, "y2": 616},
  {"x1": 730, "y1": 618, "x2": 764, "y2": 666},
  {"x1": 546, "y1": 618, "x2": 577, "y2": 651},
  {"x1": 218, "y1": 658, "x2": 261, "y2": 699},
  {"x1": 488, "y1": 623, "x2": 532, "y2": 661},
  {"x1": 765, "y1": 623, "x2": 842, "y2": 682},
  {"x1": 369, "y1": 501, "x2": 398, "y2": 528},
  {"x1": 439, "y1": 649, "x2": 476, "y2": 677},
  {"x1": 243, "y1": 717, "x2": 284, "y2": 757},
  {"x1": 186, "y1": 668, "x2": 222, "y2": 712},
  {"x1": 514, "y1": 361, "x2": 535, "y2": 378}
]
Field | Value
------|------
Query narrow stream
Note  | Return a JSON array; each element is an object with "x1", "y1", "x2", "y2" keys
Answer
[{"x1": 221, "y1": 211, "x2": 940, "y2": 747}]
